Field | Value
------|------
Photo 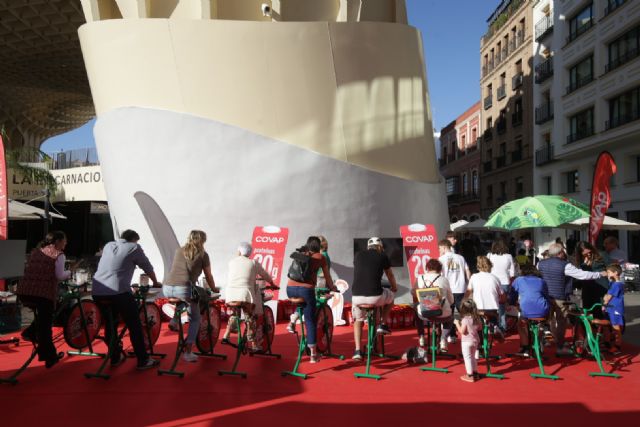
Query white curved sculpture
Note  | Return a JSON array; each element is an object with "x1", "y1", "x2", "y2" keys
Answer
[{"x1": 78, "y1": 1, "x2": 448, "y2": 301}]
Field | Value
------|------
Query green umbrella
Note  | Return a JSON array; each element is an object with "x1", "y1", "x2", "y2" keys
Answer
[{"x1": 485, "y1": 195, "x2": 590, "y2": 230}]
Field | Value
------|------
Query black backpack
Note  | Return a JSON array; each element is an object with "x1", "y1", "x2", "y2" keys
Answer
[{"x1": 287, "y1": 251, "x2": 313, "y2": 282}]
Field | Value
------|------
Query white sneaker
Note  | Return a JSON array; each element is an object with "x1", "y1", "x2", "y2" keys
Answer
[
  {"x1": 440, "y1": 342, "x2": 448, "y2": 352},
  {"x1": 475, "y1": 350, "x2": 480, "y2": 360},
  {"x1": 418, "y1": 336, "x2": 426, "y2": 347},
  {"x1": 447, "y1": 335, "x2": 457, "y2": 344},
  {"x1": 182, "y1": 352, "x2": 198, "y2": 363}
]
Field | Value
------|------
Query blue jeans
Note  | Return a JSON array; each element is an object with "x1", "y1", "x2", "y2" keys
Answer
[
  {"x1": 498, "y1": 284, "x2": 510, "y2": 331},
  {"x1": 163, "y1": 285, "x2": 200, "y2": 345},
  {"x1": 286, "y1": 286, "x2": 317, "y2": 346}
]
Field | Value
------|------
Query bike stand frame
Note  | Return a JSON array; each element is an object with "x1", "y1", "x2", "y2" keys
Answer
[
  {"x1": 479, "y1": 314, "x2": 504, "y2": 380},
  {"x1": 584, "y1": 317, "x2": 621, "y2": 378},
  {"x1": 218, "y1": 305, "x2": 248, "y2": 378},
  {"x1": 85, "y1": 306, "x2": 128, "y2": 380},
  {"x1": 420, "y1": 318, "x2": 454, "y2": 374},
  {"x1": 354, "y1": 306, "x2": 388, "y2": 380},
  {"x1": 0, "y1": 309, "x2": 40, "y2": 385},
  {"x1": 158, "y1": 301, "x2": 188, "y2": 378},
  {"x1": 528, "y1": 319, "x2": 559, "y2": 380},
  {"x1": 282, "y1": 303, "x2": 308, "y2": 379}
]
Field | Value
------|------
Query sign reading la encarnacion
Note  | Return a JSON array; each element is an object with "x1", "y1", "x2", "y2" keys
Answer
[{"x1": 8, "y1": 165, "x2": 107, "y2": 202}]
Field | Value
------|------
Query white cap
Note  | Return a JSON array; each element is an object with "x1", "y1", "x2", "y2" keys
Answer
[{"x1": 367, "y1": 237, "x2": 382, "y2": 248}]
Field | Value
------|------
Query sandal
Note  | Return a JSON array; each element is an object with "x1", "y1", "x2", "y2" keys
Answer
[{"x1": 460, "y1": 374, "x2": 475, "y2": 383}]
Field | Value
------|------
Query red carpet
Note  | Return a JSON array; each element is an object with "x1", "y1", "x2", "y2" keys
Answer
[{"x1": 1, "y1": 322, "x2": 639, "y2": 426}]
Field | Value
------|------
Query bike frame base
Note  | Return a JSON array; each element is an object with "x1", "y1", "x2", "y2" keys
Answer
[
  {"x1": 218, "y1": 370, "x2": 247, "y2": 378},
  {"x1": 589, "y1": 371, "x2": 621, "y2": 378},
  {"x1": 195, "y1": 351, "x2": 227, "y2": 359},
  {"x1": 283, "y1": 306, "x2": 309, "y2": 380},
  {"x1": 0, "y1": 347, "x2": 37, "y2": 385},
  {"x1": 354, "y1": 372, "x2": 381, "y2": 380},
  {"x1": 67, "y1": 350, "x2": 104, "y2": 357},
  {"x1": 250, "y1": 350, "x2": 280, "y2": 359},
  {"x1": 420, "y1": 366, "x2": 449, "y2": 373},
  {"x1": 530, "y1": 373, "x2": 559, "y2": 380},
  {"x1": 218, "y1": 309, "x2": 248, "y2": 378},
  {"x1": 129, "y1": 351, "x2": 167, "y2": 359}
]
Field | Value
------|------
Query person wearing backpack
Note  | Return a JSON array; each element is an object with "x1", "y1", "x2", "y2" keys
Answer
[
  {"x1": 351, "y1": 237, "x2": 398, "y2": 360},
  {"x1": 285, "y1": 236, "x2": 336, "y2": 363},
  {"x1": 414, "y1": 259, "x2": 454, "y2": 350}
]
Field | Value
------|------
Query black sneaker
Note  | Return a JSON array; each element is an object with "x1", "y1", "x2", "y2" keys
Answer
[
  {"x1": 516, "y1": 347, "x2": 530, "y2": 357},
  {"x1": 136, "y1": 358, "x2": 160, "y2": 371},
  {"x1": 45, "y1": 352, "x2": 64, "y2": 369},
  {"x1": 221, "y1": 337, "x2": 231, "y2": 345},
  {"x1": 352, "y1": 350, "x2": 363, "y2": 360},
  {"x1": 376, "y1": 324, "x2": 391, "y2": 335}
]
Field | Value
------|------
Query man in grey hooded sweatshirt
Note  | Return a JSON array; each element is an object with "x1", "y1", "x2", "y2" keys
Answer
[{"x1": 92, "y1": 229, "x2": 160, "y2": 369}]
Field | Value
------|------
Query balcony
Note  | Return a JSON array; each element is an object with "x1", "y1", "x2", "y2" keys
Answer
[
  {"x1": 535, "y1": 15, "x2": 553, "y2": 41},
  {"x1": 605, "y1": 47, "x2": 639, "y2": 73},
  {"x1": 605, "y1": 110, "x2": 640, "y2": 130},
  {"x1": 497, "y1": 119, "x2": 507, "y2": 134},
  {"x1": 566, "y1": 18, "x2": 593, "y2": 44},
  {"x1": 482, "y1": 0, "x2": 526, "y2": 42},
  {"x1": 461, "y1": 192, "x2": 480, "y2": 203},
  {"x1": 483, "y1": 161, "x2": 493, "y2": 173},
  {"x1": 497, "y1": 85, "x2": 506, "y2": 100},
  {"x1": 535, "y1": 101, "x2": 554, "y2": 124},
  {"x1": 484, "y1": 94, "x2": 493, "y2": 110},
  {"x1": 567, "y1": 127, "x2": 594, "y2": 144},
  {"x1": 483, "y1": 129, "x2": 493, "y2": 142},
  {"x1": 605, "y1": 0, "x2": 627, "y2": 17},
  {"x1": 496, "y1": 155, "x2": 507, "y2": 168},
  {"x1": 535, "y1": 57, "x2": 553, "y2": 84},
  {"x1": 512, "y1": 112, "x2": 523, "y2": 127},
  {"x1": 536, "y1": 145, "x2": 554, "y2": 166},
  {"x1": 566, "y1": 75, "x2": 593, "y2": 95},
  {"x1": 512, "y1": 73, "x2": 523, "y2": 90}
]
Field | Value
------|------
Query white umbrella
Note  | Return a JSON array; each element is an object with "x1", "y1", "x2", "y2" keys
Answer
[
  {"x1": 559, "y1": 215, "x2": 640, "y2": 231},
  {"x1": 449, "y1": 219, "x2": 469, "y2": 231},
  {"x1": 8, "y1": 200, "x2": 66, "y2": 220}
]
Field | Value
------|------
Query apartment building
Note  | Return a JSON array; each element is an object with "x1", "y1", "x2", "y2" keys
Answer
[
  {"x1": 480, "y1": 0, "x2": 535, "y2": 219},
  {"x1": 533, "y1": 0, "x2": 640, "y2": 262},
  {"x1": 440, "y1": 102, "x2": 482, "y2": 222}
]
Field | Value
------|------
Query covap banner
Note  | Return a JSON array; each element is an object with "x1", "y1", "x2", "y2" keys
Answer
[
  {"x1": 250, "y1": 226, "x2": 289, "y2": 317},
  {"x1": 400, "y1": 223, "x2": 439, "y2": 288}
]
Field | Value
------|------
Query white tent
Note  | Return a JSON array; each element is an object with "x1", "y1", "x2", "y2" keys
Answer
[
  {"x1": 559, "y1": 215, "x2": 640, "y2": 231},
  {"x1": 456, "y1": 218, "x2": 506, "y2": 232},
  {"x1": 8, "y1": 200, "x2": 66, "y2": 221},
  {"x1": 449, "y1": 219, "x2": 469, "y2": 231}
]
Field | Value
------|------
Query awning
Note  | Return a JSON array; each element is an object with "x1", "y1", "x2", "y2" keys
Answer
[
  {"x1": 559, "y1": 215, "x2": 640, "y2": 231},
  {"x1": 8, "y1": 200, "x2": 66, "y2": 221}
]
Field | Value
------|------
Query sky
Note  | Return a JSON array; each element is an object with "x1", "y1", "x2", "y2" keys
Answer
[{"x1": 42, "y1": 0, "x2": 498, "y2": 153}]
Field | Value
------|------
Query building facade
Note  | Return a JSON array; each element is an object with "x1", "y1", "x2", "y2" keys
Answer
[
  {"x1": 533, "y1": 0, "x2": 640, "y2": 262},
  {"x1": 480, "y1": 0, "x2": 535, "y2": 219},
  {"x1": 440, "y1": 102, "x2": 482, "y2": 222}
]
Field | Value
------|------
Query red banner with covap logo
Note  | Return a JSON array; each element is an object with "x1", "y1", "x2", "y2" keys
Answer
[
  {"x1": 589, "y1": 152, "x2": 617, "y2": 245},
  {"x1": 400, "y1": 224, "x2": 439, "y2": 288},
  {"x1": 250, "y1": 226, "x2": 289, "y2": 304}
]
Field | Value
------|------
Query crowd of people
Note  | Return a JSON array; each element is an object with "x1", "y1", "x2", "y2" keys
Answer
[{"x1": 13, "y1": 229, "x2": 627, "y2": 383}]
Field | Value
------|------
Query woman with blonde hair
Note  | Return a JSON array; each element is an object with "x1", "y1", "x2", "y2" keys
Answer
[{"x1": 164, "y1": 230, "x2": 216, "y2": 362}]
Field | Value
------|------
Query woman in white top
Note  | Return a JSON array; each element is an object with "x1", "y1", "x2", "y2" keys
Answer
[
  {"x1": 487, "y1": 239, "x2": 516, "y2": 331},
  {"x1": 415, "y1": 259, "x2": 454, "y2": 351},
  {"x1": 221, "y1": 242, "x2": 274, "y2": 351}
]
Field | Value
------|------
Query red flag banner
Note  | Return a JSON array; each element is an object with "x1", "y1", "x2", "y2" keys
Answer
[
  {"x1": 0, "y1": 135, "x2": 7, "y2": 290},
  {"x1": 399, "y1": 223, "x2": 439, "y2": 288},
  {"x1": 589, "y1": 151, "x2": 617, "y2": 245}
]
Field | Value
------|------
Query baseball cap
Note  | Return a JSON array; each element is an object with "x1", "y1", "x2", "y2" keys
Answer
[{"x1": 367, "y1": 237, "x2": 382, "y2": 248}]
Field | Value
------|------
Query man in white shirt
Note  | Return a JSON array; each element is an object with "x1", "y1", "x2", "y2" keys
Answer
[{"x1": 438, "y1": 239, "x2": 470, "y2": 344}]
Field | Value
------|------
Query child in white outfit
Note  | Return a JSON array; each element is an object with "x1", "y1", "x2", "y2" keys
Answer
[{"x1": 454, "y1": 299, "x2": 481, "y2": 382}]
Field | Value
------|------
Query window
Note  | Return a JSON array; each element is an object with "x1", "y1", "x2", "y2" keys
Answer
[
  {"x1": 515, "y1": 177, "x2": 524, "y2": 196},
  {"x1": 568, "y1": 108, "x2": 594, "y2": 143},
  {"x1": 605, "y1": 0, "x2": 627, "y2": 17},
  {"x1": 461, "y1": 134, "x2": 467, "y2": 149},
  {"x1": 499, "y1": 181, "x2": 507, "y2": 200},
  {"x1": 498, "y1": 73, "x2": 507, "y2": 99},
  {"x1": 446, "y1": 177, "x2": 458, "y2": 194},
  {"x1": 513, "y1": 98, "x2": 523, "y2": 126},
  {"x1": 568, "y1": 3, "x2": 593, "y2": 43},
  {"x1": 566, "y1": 170, "x2": 579, "y2": 193},
  {"x1": 607, "y1": 86, "x2": 640, "y2": 129},
  {"x1": 543, "y1": 176, "x2": 552, "y2": 195},
  {"x1": 486, "y1": 184, "x2": 493, "y2": 204},
  {"x1": 568, "y1": 55, "x2": 593, "y2": 94},
  {"x1": 637, "y1": 155, "x2": 640, "y2": 182},
  {"x1": 462, "y1": 173, "x2": 468, "y2": 195},
  {"x1": 607, "y1": 26, "x2": 639, "y2": 73},
  {"x1": 513, "y1": 60, "x2": 523, "y2": 90},
  {"x1": 472, "y1": 128, "x2": 477, "y2": 143},
  {"x1": 472, "y1": 170, "x2": 479, "y2": 195},
  {"x1": 485, "y1": 84, "x2": 493, "y2": 109},
  {"x1": 498, "y1": 109, "x2": 507, "y2": 134}
]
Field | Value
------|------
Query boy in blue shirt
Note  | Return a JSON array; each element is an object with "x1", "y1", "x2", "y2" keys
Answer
[
  {"x1": 603, "y1": 263, "x2": 625, "y2": 353},
  {"x1": 512, "y1": 264, "x2": 550, "y2": 356}
]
